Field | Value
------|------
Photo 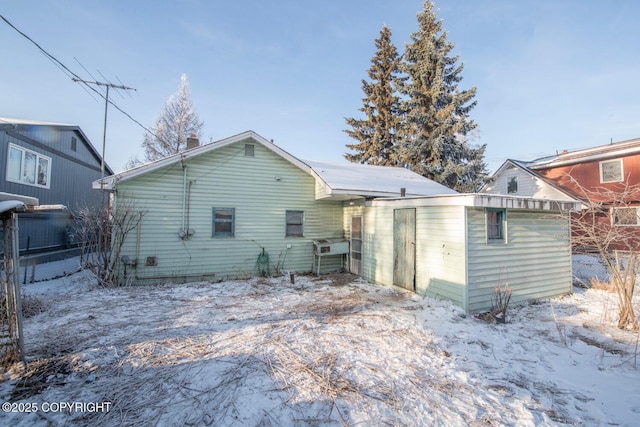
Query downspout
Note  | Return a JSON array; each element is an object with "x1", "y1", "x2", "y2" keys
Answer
[
  {"x1": 463, "y1": 206, "x2": 469, "y2": 312},
  {"x1": 180, "y1": 157, "x2": 188, "y2": 239}
]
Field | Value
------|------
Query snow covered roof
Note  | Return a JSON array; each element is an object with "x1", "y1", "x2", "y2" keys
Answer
[
  {"x1": 304, "y1": 160, "x2": 456, "y2": 200},
  {"x1": 0, "y1": 200, "x2": 26, "y2": 215},
  {"x1": 95, "y1": 130, "x2": 455, "y2": 199},
  {"x1": 521, "y1": 137, "x2": 640, "y2": 169},
  {"x1": 0, "y1": 117, "x2": 76, "y2": 127}
]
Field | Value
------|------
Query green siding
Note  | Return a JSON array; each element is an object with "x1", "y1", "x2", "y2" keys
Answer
[
  {"x1": 362, "y1": 206, "x2": 394, "y2": 285},
  {"x1": 415, "y1": 206, "x2": 466, "y2": 306},
  {"x1": 114, "y1": 140, "x2": 344, "y2": 284},
  {"x1": 466, "y1": 208, "x2": 572, "y2": 313}
]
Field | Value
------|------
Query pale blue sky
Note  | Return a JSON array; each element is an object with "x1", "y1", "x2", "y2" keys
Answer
[{"x1": 2, "y1": 0, "x2": 639, "y2": 173}]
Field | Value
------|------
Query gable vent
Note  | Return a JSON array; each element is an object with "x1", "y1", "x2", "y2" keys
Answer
[{"x1": 245, "y1": 144, "x2": 255, "y2": 157}]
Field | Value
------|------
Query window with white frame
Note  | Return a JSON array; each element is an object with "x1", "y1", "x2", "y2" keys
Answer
[
  {"x1": 599, "y1": 159, "x2": 623, "y2": 183},
  {"x1": 612, "y1": 207, "x2": 640, "y2": 226},
  {"x1": 507, "y1": 176, "x2": 518, "y2": 194},
  {"x1": 486, "y1": 208, "x2": 506, "y2": 243},
  {"x1": 6, "y1": 143, "x2": 51, "y2": 188}
]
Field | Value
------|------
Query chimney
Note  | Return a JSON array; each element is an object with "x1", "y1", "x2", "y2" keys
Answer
[{"x1": 186, "y1": 134, "x2": 199, "y2": 150}]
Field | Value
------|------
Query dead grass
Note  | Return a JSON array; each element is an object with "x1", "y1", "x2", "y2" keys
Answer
[
  {"x1": 2, "y1": 273, "x2": 616, "y2": 426},
  {"x1": 589, "y1": 277, "x2": 613, "y2": 291}
]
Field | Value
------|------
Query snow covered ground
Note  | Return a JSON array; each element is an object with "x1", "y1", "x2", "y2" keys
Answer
[{"x1": 1, "y1": 255, "x2": 639, "y2": 426}]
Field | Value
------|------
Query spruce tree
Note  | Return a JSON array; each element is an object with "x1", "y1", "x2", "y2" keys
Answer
[
  {"x1": 398, "y1": 1, "x2": 489, "y2": 192},
  {"x1": 344, "y1": 25, "x2": 404, "y2": 166}
]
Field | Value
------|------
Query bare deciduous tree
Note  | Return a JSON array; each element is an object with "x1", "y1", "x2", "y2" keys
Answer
[
  {"x1": 568, "y1": 176, "x2": 639, "y2": 330},
  {"x1": 142, "y1": 74, "x2": 204, "y2": 162}
]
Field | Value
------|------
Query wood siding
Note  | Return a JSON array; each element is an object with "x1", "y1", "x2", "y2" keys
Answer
[
  {"x1": 535, "y1": 155, "x2": 640, "y2": 203},
  {"x1": 114, "y1": 140, "x2": 345, "y2": 283},
  {"x1": 466, "y1": 208, "x2": 572, "y2": 313},
  {"x1": 393, "y1": 208, "x2": 416, "y2": 291}
]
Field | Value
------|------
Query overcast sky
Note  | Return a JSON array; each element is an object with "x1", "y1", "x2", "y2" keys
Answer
[{"x1": 2, "y1": 0, "x2": 639, "y2": 173}]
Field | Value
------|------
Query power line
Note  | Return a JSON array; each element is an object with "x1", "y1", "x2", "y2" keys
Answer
[
  {"x1": 72, "y1": 78, "x2": 137, "y2": 187},
  {"x1": 0, "y1": 13, "x2": 168, "y2": 157}
]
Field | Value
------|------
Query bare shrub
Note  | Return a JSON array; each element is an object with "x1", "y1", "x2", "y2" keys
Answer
[
  {"x1": 491, "y1": 283, "x2": 512, "y2": 323},
  {"x1": 566, "y1": 176, "x2": 639, "y2": 330},
  {"x1": 75, "y1": 201, "x2": 144, "y2": 287}
]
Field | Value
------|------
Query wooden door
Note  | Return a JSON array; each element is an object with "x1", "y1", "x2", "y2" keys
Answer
[
  {"x1": 393, "y1": 208, "x2": 416, "y2": 291},
  {"x1": 350, "y1": 215, "x2": 363, "y2": 275}
]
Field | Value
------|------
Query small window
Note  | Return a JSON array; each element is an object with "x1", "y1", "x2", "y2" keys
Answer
[
  {"x1": 486, "y1": 208, "x2": 506, "y2": 243},
  {"x1": 6, "y1": 143, "x2": 51, "y2": 188},
  {"x1": 600, "y1": 159, "x2": 623, "y2": 183},
  {"x1": 71, "y1": 137, "x2": 77, "y2": 152},
  {"x1": 212, "y1": 208, "x2": 235, "y2": 237},
  {"x1": 612, "y1": 207, "x2": 640, "y2": 226},
  {"x1": 244, "y1": 144, "x2": 255, "y2": 157},
  {"x1": 286, "y1": 210, "x2": 304, "y2": 237},
  {"x1": 507, "y1": 176, "x2": 518, "y2": 194}
]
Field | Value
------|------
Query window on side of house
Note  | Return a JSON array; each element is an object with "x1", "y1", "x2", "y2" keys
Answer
[
  {"x1": 612, "y1": 207, "x2": 640, "y2": 226},
  {"x1": 71, "y1": 137, "x2": 77, "y2": 152},
  {"x1": 286, "y1": 210, "x2": 304, "y2": 237},
  {"x1": 507, "y1": 176, "x2": 518, "y2": 194},
  {"x1": 244, "y1": 144, "x2": 255, "y2": 157},
  {"x1": 600, "y1": 159, "x2": 623, "y2": 183},
  {"x1": 212, "y1": 208, "x2": 235, "y2": 237},
  {"x1": 6, "y1": 143, "x2": 51, "y2": 188},
  {"x1": 486, "y1": 208, "x2": 506, "y2": 243}
]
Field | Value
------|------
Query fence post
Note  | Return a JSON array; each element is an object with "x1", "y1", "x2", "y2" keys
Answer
[{"x1": 2, "y1": 213, "x2": 25, "y2": 364}]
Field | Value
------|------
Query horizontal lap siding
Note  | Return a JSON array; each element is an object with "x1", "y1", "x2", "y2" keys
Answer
[
  {"x1": 361, "y1": 204, "x2": 466, "y2": 307},
  {"x1": 415, "y1": 206, "x2": 466, "y2": 306},
  {"x1": 466, "y1": 208, "x2": 572, "y2": 313},
  {"x1": 115, "y1": 141, "x2": 344, "y2": 283},
  {"x1": 362, "y1": 206, "x2": 394, "y2": 286}
]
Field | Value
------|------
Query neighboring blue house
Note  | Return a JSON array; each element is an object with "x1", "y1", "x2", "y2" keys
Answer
[{"x1": 0, "y1": 118, "x2": 112, "y2": 254}]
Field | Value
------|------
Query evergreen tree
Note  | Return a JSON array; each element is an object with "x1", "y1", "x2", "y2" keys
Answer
[
  {"x1": 344, "y1": 25, "x2": 404, "y2": 166},
  {"x1": 397, "y1": 1, "x2": 489, "y2": 192},
  {"x1": 142, "y1": 74, "x2": 204, "y2": 162}
]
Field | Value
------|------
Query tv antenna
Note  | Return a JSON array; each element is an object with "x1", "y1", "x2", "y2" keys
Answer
[{"x1": 72, "y1": 78, "x2": 136, "y2": 187}]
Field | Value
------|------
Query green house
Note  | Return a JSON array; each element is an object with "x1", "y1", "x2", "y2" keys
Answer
[
  {"x1": 96, "y1": 131, "x2": 579, "y2": 313},
  {"x1": 348, "y1": 195, "x2": 579, "y2": 313}
]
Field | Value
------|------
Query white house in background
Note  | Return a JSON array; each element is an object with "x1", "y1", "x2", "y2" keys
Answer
[
  {"x1": 95, "y1": 131, "x2": 579, "y2": 313},
  {"x1": 482, "y1": 159, "x2": 580, "y2": 202}
]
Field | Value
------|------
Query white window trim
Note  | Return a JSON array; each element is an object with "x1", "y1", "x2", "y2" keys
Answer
[
  {"x1": 486, "y1": 208, "x2": 507, "y2": 244},
  {"x1": 6, "y1": 143, "x2": 52, "y2": 189},
  {"x1": 599, "y1": 158, "x2": 623, "y2": 183},
  {"x1": 611, "y1": 207, "x2": 640, "y2": 227}
]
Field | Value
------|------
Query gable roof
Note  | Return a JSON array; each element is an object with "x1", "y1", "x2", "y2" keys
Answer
[
  {"x1": 95, "y1": 130, "x2": 455, "y2": 199},
  {"x1": 304, "y1": 160, "x2": 456, "y2": 200},
  {"x1": 95, "y1": 131, "x2": 309, "y2": 190},
  {"x1": 0, "y1": 117, "x2": 113, "y2": 175},
  {"x1": 486, "y1": 159, "x2": 584, "y2": 206},
  {"x1": 525, "y1": 137, "x2": 640, "y2": 170}
]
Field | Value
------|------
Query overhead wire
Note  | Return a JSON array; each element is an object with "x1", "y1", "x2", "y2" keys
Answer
[{"x1": 0, "y1": 13, "x2": 170, "y2": 147}]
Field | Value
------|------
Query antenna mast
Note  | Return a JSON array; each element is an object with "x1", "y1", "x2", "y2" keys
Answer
[{"x1": 72, "y1": 78, "x2": 136, "y2": 188}]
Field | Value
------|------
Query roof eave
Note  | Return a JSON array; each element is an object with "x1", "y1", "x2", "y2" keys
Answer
[{"x1": 94, "y1": 131, "x2": 313, "y2": 191}]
